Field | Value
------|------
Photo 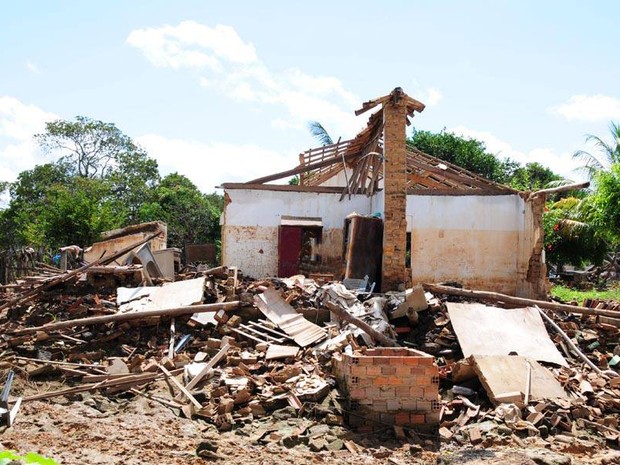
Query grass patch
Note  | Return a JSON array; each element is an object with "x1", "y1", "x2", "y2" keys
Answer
[
  {"x1": 0, "y1": 451, "x2": 58, "y2": 465},
  {"x1": 551, "y1": 283, "x2": 620, "y2": 304}
]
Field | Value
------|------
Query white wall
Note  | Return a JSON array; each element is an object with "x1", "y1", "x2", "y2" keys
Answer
[
  {"x1": 406, "y1": 194, "x2": 533, "y2": 295},
  {"x1": 222, "y1": 188, "x2": 374, "y2": 278}
]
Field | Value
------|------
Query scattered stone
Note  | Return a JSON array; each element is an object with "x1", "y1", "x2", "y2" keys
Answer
[
  {"x1": 309, "y1": 437, "x2": 327, "y2": 452},
  {"x1": 526, "y1": 450, "x2": 572, "y2": 465},
  {"x1": 326, "y1": 438, "x2": 344, "y2": 451}
]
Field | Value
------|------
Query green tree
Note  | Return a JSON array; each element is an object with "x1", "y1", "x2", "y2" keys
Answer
[
  {"x1": 573, "y1": 121, "x2": 620, "y2": 180},
  {"x1": 139, "y1": 173, "x2": 222, "y2": 248},
  {"x1": 543, "y1": 197, "x2": 607, "y2": 272},
  {"x1": 35, "y1": 116, "x2": 146, "y2": 179},
  {"x1": 507, "y1": 162, "x2": 562, "y2": 191},
  {"x1": 408, "y1": 129, "x2": 511, "y2": 183}
]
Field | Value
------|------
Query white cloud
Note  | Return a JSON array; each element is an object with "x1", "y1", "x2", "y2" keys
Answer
[
  {"x1": 0, "y1": 97, "x2": 58, "y2": 183},
  {"x1": 549, "y1": 94, "x2": 620, "y2": 122},
  {"x1": 128, "y1": 21, "x2": 366, "y2": 139},
  {"x1": 425, "y1": 87, "x2": 443, "y2": 106},
  {"x1": 126, "y1": 21, "x2": 257, "y2": 70},
  {"x1": 26, "y1": 60, "x2": 41, "y2": 74},
  {"x1": 136, "y1": 133, "x2": 294, "y2": 193},
  {"x1": 448, "y1": 125, "x2": 584, "y2": 181}
]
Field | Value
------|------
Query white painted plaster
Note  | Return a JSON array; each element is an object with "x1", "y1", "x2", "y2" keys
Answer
[{"x1": 406, "y1": 195, "x2": 525, "y2": 231}]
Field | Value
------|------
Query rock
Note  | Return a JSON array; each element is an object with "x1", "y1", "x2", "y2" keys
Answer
[
  {"x1": 309, "y1": 437, "x2": 327, "y2": 452},
  {"x1": 409, "y1": 444, "x2": 423, "y2": 454},
  {"x1": 526, "y1": 450, "x2": 572, "y2": 465},
  {"x1": 309, "y1": 424, "x2": 331, "y2": 437},
  {"x1": 599, "y1": 451, "x2": 620, "y2": 465},
  {"x1": 497, "y1": 425, "x2": 512, "y2": 436},
  {"x1": 326, "y1": 438, "x2": 344, "y2": 451},
  {"x1": 272, "y1": 406, "x2": 297, "y2": 420},
  {"x1": 196, "y1": 439, "x2": 223, "y2": 460}
]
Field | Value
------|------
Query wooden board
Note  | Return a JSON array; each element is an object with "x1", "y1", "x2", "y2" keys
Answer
[
  {"x1": 117, "y1": 277, "x2": 205, "y2": 313},
  {"x1": 265, "y1": 344, "x2": 299, "y2": 360},
  {"x1": 472, "y1": 355, "x2": 567, "y2": 405},
  {"x1": 447, "y1": 303, "x2": 567, "y2": 367}
]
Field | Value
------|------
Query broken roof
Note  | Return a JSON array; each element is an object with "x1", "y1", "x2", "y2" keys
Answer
[{"x1": 223, "y1": 88, "x2": 518, "y2": 197}]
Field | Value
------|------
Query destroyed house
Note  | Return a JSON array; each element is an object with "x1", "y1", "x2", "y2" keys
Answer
[{"x1": 221, "y1": 88, "x2": 547, "y2": 299}]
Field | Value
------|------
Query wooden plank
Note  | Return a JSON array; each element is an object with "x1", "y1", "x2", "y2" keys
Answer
[
  {"x1": 157, "y1": 363, "x2": 202, "y2": 410},
  {"x1": 10, "y1": 301, "x2": 240, "y2": 336},
  {"x1": 425, "y1": 283, "x2": 620, "y2": 319},
  {"x1": 446, "y1": 302, "x2": 567, "y2": 366},
  {"x1": 117, "y1": 277, "x2": 206, "y2": 313},
  {"x1": 182, "y1": 342, "x2": 230, "y2": 392},
  {"x1": 471, "y1": 355, "x2": 567, "y2": 405},
  {"x1": 265, "y1": 344, "x2": 299, "y2": 360},
  {"x1": 220, "y1": 183, "x2": 346, "y2": 194}
]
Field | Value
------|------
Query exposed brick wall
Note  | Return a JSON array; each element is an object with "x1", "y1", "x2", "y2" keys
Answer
[
  {"x1": 382, "y1": 100, "x2": 408, "y2": 292},
  {"x1": 332, "y1": 347, "x2": 440, "y2": 434},
  {"x1": 526, "y1": 195, "x2": 549, "y2": 299}
]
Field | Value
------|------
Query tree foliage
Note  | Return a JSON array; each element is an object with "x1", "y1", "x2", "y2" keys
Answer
[
  {"x1": 139, "y1": 173, "x2": 222, "y2": 249},
  {"x1": 573, "y1": 121, "x2": 620, "y2": 180},
  {"x1": 1, "y1": 117, "x2": 223, "y2": 253},
  {"x1": 35, "y1": 116, "x2": 147, "y2": 179},
  {"x1": 543, "y1": 197, "x2": 607, "y2": 272}
]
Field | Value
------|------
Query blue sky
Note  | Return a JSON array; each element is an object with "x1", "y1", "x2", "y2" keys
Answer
[{"x1": 1, "y1": 1, "x2": 619, "y2": 195}]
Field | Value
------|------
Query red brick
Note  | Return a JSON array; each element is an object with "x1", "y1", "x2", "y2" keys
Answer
[
  {"x1": 386, "y1": 399, "x2": 400, "y2": 410},
  {"x1": 395, "y1": 366, "x2": 411, "y2": 376},
  {"x1": 349, "y1": 388, "x2": 366, "y2": 399},
  {"x1": 396, "y1": 386, "x2": 410, "y2": 397},
  {"x1": 418, "y1": 357, "x2": 434, "y2": 366},
  {"x1": 379, "y1": 388, "x2": 396, "y2": 399},
  {"x1": 366, "y1": 366, "x2": 381, "y2": 376},
  {"x1": 389, "y1": 357, "x2": 404, "y2": 365},
  {"x1": 381, "y1": 366, "x2": 396, "y2": 375},
  {"x1": 417, "y1": 400, "x2": 431, "y2": 411},
  {"x1": 403, "y1": 357, "x2": 419, "y2": 366},
  {"x1": 410, "y1": 386, "x2": 424, "y2": 397},
  {"x1": 410, "y1": 413, "x2": 426, "y2": 424},
  {"x1": 394, "y1": 412, "x2": 409, "y2": 425},
  {"x1": 375, "y1": 377, "x2": 389, "y2": 386},
  {"x1": 350, "y1": 366, "x2": 367, "y2": 377}
]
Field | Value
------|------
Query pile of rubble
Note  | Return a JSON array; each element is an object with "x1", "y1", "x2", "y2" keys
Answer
[{"x1": 1, "y1": 234, "x2": 620, "y2": 461}]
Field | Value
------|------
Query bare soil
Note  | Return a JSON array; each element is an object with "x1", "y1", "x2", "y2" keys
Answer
[{"x1": 2, "y1": 381, "x2": 619, "y2": 465}]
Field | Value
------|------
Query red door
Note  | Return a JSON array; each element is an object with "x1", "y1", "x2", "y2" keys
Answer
[{"x1": 278, "y1": 226, "x2": 303, "y2": 277}]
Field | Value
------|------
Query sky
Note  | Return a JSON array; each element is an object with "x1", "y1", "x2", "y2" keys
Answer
[{"x1": 1, "y1": 1, "x2": 620, "y2": 197}]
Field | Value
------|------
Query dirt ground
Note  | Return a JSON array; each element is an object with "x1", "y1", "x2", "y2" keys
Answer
[{"x1": 2, "y1": 381, "x2": 619, "y2": 465}]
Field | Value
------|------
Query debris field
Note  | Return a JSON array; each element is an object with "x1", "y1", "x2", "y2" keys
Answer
[{"x1": 1, "y1": 233, "x2": 620, "y2": 464}]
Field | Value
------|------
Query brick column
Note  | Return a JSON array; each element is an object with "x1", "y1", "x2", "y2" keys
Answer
[{"x1": 382, "y1": 98, "x2": 408, "y2": 291}]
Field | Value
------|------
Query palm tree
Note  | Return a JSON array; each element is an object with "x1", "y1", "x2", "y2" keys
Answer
[
  {"x1": 308, "y1": 121, "x2": 334, "y2": 146},
  {"x1": 573, "y1": 121, "x2": 620, "y2": 180},
  {"x1": 565, "y1": 121, "x2": 620, "y2": 279}
]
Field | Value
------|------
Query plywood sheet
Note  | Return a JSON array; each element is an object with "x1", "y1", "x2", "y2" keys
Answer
[
  {"x1": 117, "y1": 277, "x2": 205, "y2": 313},
  {"x1": 472, "y1": 355, "x2": 567, "y2": 405},
  {"x1": 447, "y1": 302, "x2": 567, "y2": 367}
]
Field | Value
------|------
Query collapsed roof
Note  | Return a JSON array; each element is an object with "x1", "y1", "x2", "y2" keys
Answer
[{"x1": 235, "y1": 87, "x2": 518, "y2": 198}]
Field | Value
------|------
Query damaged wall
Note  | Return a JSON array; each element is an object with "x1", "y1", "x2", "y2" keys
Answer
[
  {"x1": 407, "y1": 194, "x2": 544, "y2": 298},
  {"x1": 221, "y1": 188, "x2": 374, "y2": 279}
]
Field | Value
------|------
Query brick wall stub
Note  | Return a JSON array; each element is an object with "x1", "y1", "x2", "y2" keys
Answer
[{"x1": 332, "y1": 347, "x2": 440, "y2": 433}]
